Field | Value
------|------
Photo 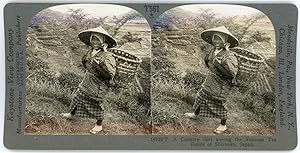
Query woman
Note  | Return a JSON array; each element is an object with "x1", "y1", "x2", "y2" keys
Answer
[
  {"x1": 185, "y1": 26, "x2": 239, "y2": 134},
  {"x1": 61, "y1": 26, "x2": 117, "y2": 134}
]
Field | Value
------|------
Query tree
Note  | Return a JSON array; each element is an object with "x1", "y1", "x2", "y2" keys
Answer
[
  {"x1": 66, "y1": 8, "x2": 89, "y2": 30},
  {"x1": 111, "y1": 11, "x2": 143, "y2": 36},
  {"x1": 234, "y1": 13, "x2": 265, "y2": 45},
  {"x1": 193, "y1": 8, "x2": 217, "y2": 29}
]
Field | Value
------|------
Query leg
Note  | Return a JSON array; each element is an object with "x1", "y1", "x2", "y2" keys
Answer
[
  {"x1": 213, "y1": 98, "x2": 228, "y2": 134},
  {"x1": 89, "y1": 102, "x2": 104, "y2": 134},
  {"x1": 220, "y1": 119, "x2": 227, "y2": 125},
  {"x1": 194, "y1": 105, "x2": 201, "y2": 115},
  {"x1": 70, "y1": 107, "x2": 77, "y2": 115},
  {"x1": 96, "y1": 119, "x2": 103, "y2": 126}
]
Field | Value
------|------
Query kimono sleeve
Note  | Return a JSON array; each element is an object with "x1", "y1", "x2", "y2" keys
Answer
[
  {"x1": 103, "y1": 54, "x2": 116, "y2": 78},
  {"x1": 222, "y1": 52, "x2": 238, "y2": 80},
  {"x1": 93, "y1": 52, "x2": 116, "y2": 79}
]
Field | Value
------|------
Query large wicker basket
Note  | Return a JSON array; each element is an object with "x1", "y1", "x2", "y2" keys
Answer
[
  {"x1": 230, "y1": 47, "x2": 264, "y2": 85},
  {"x1": 109, "y1": 49, "x2": 142, "y2": 85}
]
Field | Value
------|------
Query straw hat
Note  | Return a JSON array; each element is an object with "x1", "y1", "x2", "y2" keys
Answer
[
  {"x1": 79, "y1": 26, "x2": 117, "y2": 48},
  {"x1": 201, "y1": 26, "x2": 239, "y2": 48}
]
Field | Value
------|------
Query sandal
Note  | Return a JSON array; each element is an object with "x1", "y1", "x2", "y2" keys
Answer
[
  {"x1": 61, "y1": 113, "x2": 75, "y2": 120},
  {"x1": 213, "y1": 125, "x2": 227, "y2": 134},
  {"x1": 89, "y1": 125, "x2": 103, "y2": 135},
  {"x1": 213, "y1": 128, "x2": 227, "y2": 134},
  {"x1": 184, "y1": 112, "x2": 196, "y2": 119}
]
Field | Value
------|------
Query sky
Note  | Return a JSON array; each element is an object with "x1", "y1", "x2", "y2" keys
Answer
[
  {"x1": 49, "y1": 4, "x2": 135, "y2": 18},
  {"x1": 179, "y1": 4, "x2": 265, "y2": 17}
]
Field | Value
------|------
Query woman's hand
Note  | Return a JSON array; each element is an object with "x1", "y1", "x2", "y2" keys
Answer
[
  {"x1": 224, "y1": 42, "x2": 230, "y2": 51},
  {"x1": 102, "y1": 43, "x2": 108, "y2": 52}
]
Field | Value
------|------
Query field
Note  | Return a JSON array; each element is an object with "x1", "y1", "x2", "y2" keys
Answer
[
  {"x1": 151, "y1": 9, "x2": 276, "y2": 135},
  {"x1": 25, "y1": 6, "x2": 276, "y2": 136},
  {"x1": 25, "y1": 8, "x2": 152, "y2": 135}
]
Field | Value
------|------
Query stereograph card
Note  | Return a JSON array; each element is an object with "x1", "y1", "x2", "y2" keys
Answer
[{"x1": 3, "y1": 2, "x2": 298, "y2": 150}]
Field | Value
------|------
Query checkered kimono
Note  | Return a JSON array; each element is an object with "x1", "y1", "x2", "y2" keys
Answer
[
  {"x1": 193, "y1": 89, "x2": 227, "y2": 119},
  {"x1": 69, "y1": 89, "x2": 104, "y2": 120},
  {"x1": 193, "y1": 48, "x2": 238, "y2": 120},
  {"x1": 69, "y1": 49, "x2": 116, "y2": 121}
]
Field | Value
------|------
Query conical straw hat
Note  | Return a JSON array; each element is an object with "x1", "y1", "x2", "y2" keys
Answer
[
  {"x1": 79, "y1": 26, "x2": 117, "y2": 48},
  {"x1": 201, "y1": 26, "x2": 239, "y2": 48}
]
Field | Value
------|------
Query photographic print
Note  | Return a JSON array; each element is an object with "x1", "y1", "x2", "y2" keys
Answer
[
  {"x1": 151, "y1": 4, "x2": 276, "y2": 135},
  {"x1": 25, "y1": 4, "x2": 151, "y2": 135},
  {"x1": 3, "y1": 2, "x2": 297, "y2": 150}
]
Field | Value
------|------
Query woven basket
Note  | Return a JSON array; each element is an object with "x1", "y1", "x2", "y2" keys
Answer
[
  {"x1": 230, "y1": 47, "x2": 264, "y2": 85},
  {"x1": 109, "y1": 49, "x2": 142, "y2": 85}
]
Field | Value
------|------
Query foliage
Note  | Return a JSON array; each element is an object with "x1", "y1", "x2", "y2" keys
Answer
[
  {"x1": 152, "y1": 56, "x2": 179, "y2": 81},
  {"x1": 57, "y1": 71, "x2": 83, "y2": 91},
  {"x1": 265, "y1": 56, "x2": 276, "y2": 71},
  {"x1": 25, "y1": 6, "x2": 151, "y2": 134},
  {"x1": 111, "y1": 11, "x2": 144, "y2": 36},
  {"x1": 153, "y1": 8, "x2": 191, "y2": 29},
  {"x1": 154, "y1": 8, "x2": 271, "y2": 48},
  {"x1": 27, "y1": 57, "x2": 55, "y2": 82},
  {"x1": 27, "y1": 57, "x2": 49, "y2": 70},
  {"x1": 261, "y1": 92, "x2": 275, "y2": 106},
  {"x1": 151, "y1": 79, "x2": 195, "y2": 131},
  {"x1": 65, "y1": 8, "x2": 90, "y2": 30},
  {"x1": 182, "y1": 71, "x2": 206, "y2": 91},
  {"x1": 30, "y1": 8, "x2": 143, "y2": 37},
  {"x1": 107, "y1": 84, "x2": 151, "y2": 124},
  {"x1": 27, "y1": 79, "x2": 73, "y2": 106},
  {"x1": 29, "y1": 9, "x2": 61, "y2": 28},
  {"x1": 234, "y1": 90, "x2": 275, "y2": 128},
  {"x1": 152, "y1": 79, "x2": 196, "y2": 104}
]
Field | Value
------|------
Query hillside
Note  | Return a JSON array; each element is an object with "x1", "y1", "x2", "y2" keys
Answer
[
  {"x1": 151, "y1": 9, "x2": 276, "y2": 135},
  {"x1": 25, "y1": 9, "x2": 151, "y2": 135}
]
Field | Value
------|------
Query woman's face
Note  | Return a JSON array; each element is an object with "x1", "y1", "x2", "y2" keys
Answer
[
  {"x1": 212, "y1": 34, "x2": 225, "y2": 48},
  {"x1": 90, "y1": 35, "x2": 104, "y2": 49}
]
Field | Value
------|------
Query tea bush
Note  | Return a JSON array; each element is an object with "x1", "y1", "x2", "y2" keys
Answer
[
  {"x1": 182, "y1": 71, "x2": 206, "y2": 91},
  {"x1": 57, "y1": 71, "x2": 83, "y2": 91}
]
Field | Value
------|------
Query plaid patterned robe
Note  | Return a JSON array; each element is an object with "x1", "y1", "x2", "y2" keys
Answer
[
  {"x1": 194, "y1": 48, "x2": 238, "y2": 119},
  {"x1": 69, "y1": 50, "x2": 116, "y2": 120}
]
